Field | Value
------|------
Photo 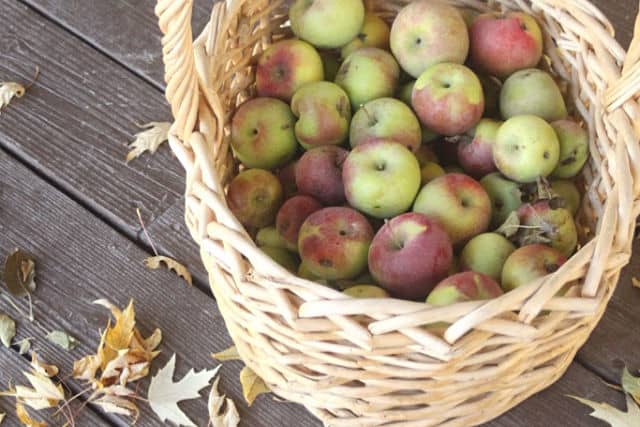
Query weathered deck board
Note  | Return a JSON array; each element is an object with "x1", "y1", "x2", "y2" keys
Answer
[
  {"x1": 0, "y1": 1, "x2": 183, "y2": 237},
  {"x1": 0, "y1": 148, "x2": 318, "y2": 427}
]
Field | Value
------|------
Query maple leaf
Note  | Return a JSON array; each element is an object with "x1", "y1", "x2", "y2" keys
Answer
[
  {"x1": 0, "y1": 313, "x2": 16, "y2": 347},
  {"x1": 145, "y1": 256, "x2": 193, "y2": 286},
  {"x1": 148, "y1": 354, "x2": 219, "y2": 427},
  {"x1": 93, "y1": 299, "x2": 136, "y2": 369},
  {"x1": 570, "y1": 394, "x2": 640, "y2": 426},
  {"x1": 212, "y1": 346, "x2": 241, "y2": 362},
  {"x1": 126, "y1": 121, "x2": 171, "y2": 162},
  {"x1": 209, "y1": 377, "x2": 240, "y2": 427},
  {"x1": 1, "y1": 353, "x2": 64, "y2": 411},
  {"x1": 15, "y1": 403, "x2": 46, "y2": 427},
  {"x1": 239, "y1": 366, "x2": 270, "y2": 406}
]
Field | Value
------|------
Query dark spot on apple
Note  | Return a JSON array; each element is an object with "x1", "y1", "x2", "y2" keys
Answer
[
  {"x1": 252, "y1": 128, "x2": 259, "y2": 135},
  {"x1": 339, "y1": 230, "x2": 347, "y2": 236},
  {"x1": 375, "y1": 161, "x2": 386, "y2": 171},
  {"x1": 320, "y1": 259, "x2": 333, "y2": 267},
  {"x1": 461, "y1": 198, "x2": 470, "y2": 208},
  {"x1": 520, "y1": 23, "x2": 528, "y2": 31},
  {"x1": 561, "y1": 154, "x2": 577, "y2": 165},
  {"x1": 357, "y1": 33, "x2": 367, "y2": 42},
  {"x1": 281, "y1": 123, "x2": 291, "y2": 130},
  {"x1": 443, "y1": 82, "x2": 451, "y2": 89},
  {"x1": 374, "y1": 205, "x2": 381, "y2": 209},
  {"x1": 415, "y1": 37, "x2": 422, "y2": 45},
  {"x1": 543, "y1": 151, "x2": 550, "y2": 159},
  {"x1": 544, "y1": 261, "x2": 560, "y2": 273},
  {"x1": 337, "y1": 97, "x2": 349, "y2": 118},
  {"x1": 495, "y1": 200, "x2": 504, "y2": 209}
]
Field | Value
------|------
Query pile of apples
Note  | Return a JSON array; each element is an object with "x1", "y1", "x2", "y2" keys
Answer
[{"x1": 227, "y1": 0, "x2": 589, "y2": 305}]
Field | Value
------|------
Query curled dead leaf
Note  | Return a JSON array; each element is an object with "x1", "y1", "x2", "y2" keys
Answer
[
  {"x1": 93, "y1": 395, "x2": 139, "y2": 422},
  {"x1": 495, "y1": 212, "x2": 521, "y2": 239},
  {"x1": 3, "y1": 249, "x2": 37, "y2": 297},
  {"x1": 126, "y1": 121, "x2": 171, "y2": 162},
  {"x1": 144, "y1": 256, "x2": 193, "y2": 286},
  {"x1": 209, "y1": 377, "x2": 240, "y2": 427},
  {"x1": 15, "y1": 403, "x2": 46, "y2": 427},
  {"x1": 0, "y1": 313, "x2": 16, "y2": 347},
  {"x1": 0, "y1": 353, "x2": 64, "y2": 411},
  {"x1": 212, "y1": 346, "x2": 240, "y2": 362},
  {"x1": 239, "y1": 366, "x2": 270, "y2": 406},
  {"x1": 0, "y1": 82, "x2": 25, "y2": 112}
]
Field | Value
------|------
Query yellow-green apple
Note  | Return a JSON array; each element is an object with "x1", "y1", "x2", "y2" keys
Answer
[
  {"x1": 260, "y1": 246, "x2": 299, "y2": 273},
  {"x1": 335, "y1": 47, "x2": 400, "y2": 109},
  {"x1": 343, "y1": 140, "x2": 421, "y2": 218},
  {"x1": 343, "y1": 285, "x2": 389, "y2": 298},
  {"x1": 551, "y1": 119, "x2": 589, "y2": 178},
  {"x1": 390, "y1": 0, "x2": 469, "y2": 78},
  {"x1": 291, "y1": 81, "x2": 351, "y2": 149},
  {"x1": 368, "y1": 212, "x2": 453, "y2": 300},
  {"x1": 295, "y1": 145, "x2": 348, "y2": 205},
  {"x1": 341, "y1": 13, "x2": 390, "y2": 59},
  {"x1": 414, "y1": 144, "x2": 439, "y2": 166},
  {"x1": 517, "y1": 201, "x2": 578, "y2": 257},
  {"x1": 469, "y1": 12, "x2": 543, "y2": 78},
  {"x1": 551, "y1": 179, "x2": 581, "y2": 216},
  {"x1": 500, "y1": 69, "x2": 568, "y2": 121},
  {"x1": 426, "y1": 272, "x2": 503, "y2": 306},
  {"x1": 493, "y1": 115, "x2": 560, "y2": 183},
  {"x1": 480, "y1": 173, "x2": 523, "y2": 228},
  {"x1": 256, "y1": 226, "x2": 289, "y2": 250},
  {"x1": 397, "y1": 81, "x2": 440, "y2": 144},
  {"x1": 350, "y1": 98, "x2": 421, "y2": 152},
  {"x1": 297, "y1": 260, "x2": 323, "y2": 281},
  {"x1": 231, "y1": 98, "x2": 298, "y2": 169},
  {"x1": 421, "y1": 161, "x2": 446, "y2": 185},
  {"x1": 276, "y1": 195, "x2": 323, "y2": 251},
  {"x1": 412, "y1": 63, "x2": 484, "y2": 136},
  {"x1": 277, "y1": 161, "x2": 298, "y2": 198},
  {"x1": 290, "y1": 0, "x2": 365, "y2": 49},
  {"x1": 460, "y1": 232, "x2": 516, "y2": 281},
  {"x1": 457, "y1": 118, "x2": 502, "y2": 178},
  {"x1": 479, "y1": 75, "x2": 502, "y2": 118},
  {"x1": 256, "y1": 39, "x2": 324, "y2": 102},
  {"x1": 502, "y1": 244, "x2": 566, "y2": 291},
  {"x1": 227, "y1": 169, "x2": 283, "y2": 229},
  {"x1": 298, "y1": 207, "x2": 373, "y2": 280},
  {"x1": 413, "y1": 173, "x2": 492, "y2": 244}
]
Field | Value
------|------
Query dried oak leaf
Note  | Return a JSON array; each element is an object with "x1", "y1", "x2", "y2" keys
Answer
[
  {"x1": 145, "y1": 256, "x2": 193, "y2": 286},
  {"x1": 239, "y1": 366, "x2": 270, "y2": 406},
  {"x1": 209, "y1": 376, "x2": 240, "y2": 427},
  {"x1": 0, "y1": 82, "x2": 25, "y2": 112},
  {"x1": 148, "y1": 354, "x2": 219, "y2": 427},
  {"x1": 46, "y1": 330, "x2": 77, "y2": 351},
  {"x1": 3, "y1": 249, "x2": 37, "y2": 297},
  {"x1": 126, "y1": 121, "x2": 171, "y2": 162},
  {"x1": 212, "y1": 346, "x2": 240, "y2": 362},
  {"x1": 0, "y1": 313, "x2": 16, "y2": 347},
  {"x1": 15, "y1": 403, "x2": 46, "y2": 427},
  {"x1": 570, "y1": 394, "x2": 640, "y2": 427}
]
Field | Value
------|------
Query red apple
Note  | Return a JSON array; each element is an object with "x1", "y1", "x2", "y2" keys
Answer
[
  {"x1": 295, "y1": 146, "x2": 348, "y2": 205},
  {"x1": 502, "y1": 244, "x2": 566, "y2": 291},
  {"x1": 277, "y1": 161, "x2": 299, "y2": 198},
  {"x1": 368, "y1": 212, "x2": 453, "y2": 300},
  {"x1": 457, "y1": 118, "x2": 501, "y2": 178},
  {"x1": 276, "y1": 195, "x2": 323, "y2": 252},
  {"x1": 227, "y1": 169, "x2": 283, "y2": 229},
  {"x1": 427, "y1": 272, "x2": 503, "y2": 305},
  {"x1": 517, "y1": 201, "x2": 578, "y2": 257},
  {"x1": 298, "y1": 207, "x2": 373, "y2": 280}
]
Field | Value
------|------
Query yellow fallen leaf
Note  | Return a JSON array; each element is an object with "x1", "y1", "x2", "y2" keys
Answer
[
  {"x1": 0, "y1": 82, "x2": 25, "y2": 112},
  {"x1": 212, "y1": 346, "x2": 240, "y2": 362},
  {"x1": 1, "y1": 353, "x2": 64, "y2": 411},
  {"x1": 209, "y1": 377, "x2": 240, "y2": 427},
  {"x1": 632, "y1": 277, "x2": 640, "y2": 289},
  {"x1": 93, "y1": 395, "x2": 139, "y2": 422},
  {"x1": 126, "y1": 121, "x2": 171, "y2": 162},
  {"x1": 15, "y1": 403, "x2": 46, "y2": 427},
  {"x1": 239, "y1": 366, "x2": 270, "y2": 406},
  {"x1": 94, "y1": 299, "x2": 136, "y2": 369},
  {"x1": 145, "y1": 256, "x2": 193, "y2": 285}
]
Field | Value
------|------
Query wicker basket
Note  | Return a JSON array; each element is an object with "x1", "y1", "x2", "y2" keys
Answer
[{"x1": 155, "y1": 0, "x2": 640, "y2": 425}]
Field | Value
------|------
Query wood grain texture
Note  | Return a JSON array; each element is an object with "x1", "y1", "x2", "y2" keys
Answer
[
  {"x1": 0, "y1": 1, "x2": 183, "y2": 237},
  {"x1": 0, "y1": 348, "x2": 111, "y2": 426},
  {"x1": 0, "y1": 148, "x2": 319, "y2": 427}
]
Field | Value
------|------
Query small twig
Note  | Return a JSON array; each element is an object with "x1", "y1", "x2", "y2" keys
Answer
[
  {"x1": 24, "y1": 66, "x2": 40, "y2": 91},
  {"x1": 136, "y1": 208, "x2": 158, "y2": 256}
]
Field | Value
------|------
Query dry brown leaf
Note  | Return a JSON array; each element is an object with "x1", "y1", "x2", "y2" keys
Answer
[
  {"x1": 1, "y1": 353, "x2": 64, "y2": 411},
  {"x1": 93, "y1": 299, "x2": 137, "y2": 369},
  {"x1": 208, "y1": 376, "x2": 240, "y2": 427},
  {"x1": 570, "y1": 394, "x2": 640, "y2": 426},
  {"x1": 0, "y1": 313, "x2": 16, "y2": 347},
  {"x1": 148, "y1": 354, "x2": 219, "y2": 427},
  {"x1": 0, "y1": 82, "x2": 25, "y2": 112},
  {"x1": 145, "y1": 256, "x2": 193, "y2": 286},
  {"x1": 212, "y1": 346, "x2": 240, "y2": 362},
  {"x1": 15, "y1": 403, "x2": 46, "y2": 427},
  {"x1": 126, "y1": 121, "x2": 171, "y2": 162},
  {"x1": 3, "y1": 249, "x2": 37, "y2": 297},
  {"x1": 239, "y1": 366, "x2": 270, "y2": 406},
  {"x1": 93, "y1": 395, "x2": 140, "y2": 422},
  {"x1": 632, "y1": 277, "x2": 640, "y2": 290}
]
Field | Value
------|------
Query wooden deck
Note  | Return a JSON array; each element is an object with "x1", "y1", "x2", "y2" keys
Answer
[{"x1": 0, "y1": 1, "x2": 637, "y2": 426}]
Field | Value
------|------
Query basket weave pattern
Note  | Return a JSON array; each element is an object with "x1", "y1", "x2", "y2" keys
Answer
[{"x1": 156, "y1": 0, "x2": 640, "y2": 425}]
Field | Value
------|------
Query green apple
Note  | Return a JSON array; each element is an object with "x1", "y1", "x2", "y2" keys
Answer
[
  {"x1": 420, "y1": 161, "x2": 446, "y2": 185},
  {"x1": 343, "y1": 140, "x2": 421, "y2": 218},
  {"x1": 551, "y1": 119, "x2": 589, "y2": 178},
  {"x1": 350, "y1": 97, "x2": 421, "y2": 152},
  {"x1": 256, "y1": 226, "x2": 289, "y2": 250},
  {"x1": 227, "y1": 169, "x2": 283, "y2": 229},
  {"x1": 343, "y1": 285, "x2": 389, "y2": 298},
  {"x1": 480, "y1": 173, "x2": 523, "y2": 228},
  {"x1": 427, "y1": 272, "x2": 503, "y2": 306},
  {"x1": 256, "y1": 39, "x2": 324, "y2": 102},
  {"x1": 291, "y1": 81, "x2": 351, "y2": 149},
  {"x1": 231, "y1": 98, "x2": 298, "y2": 169},
  {"x1": 335, "y1": 47, "x2": 400, "y2": 109},
  {"x1": 493, "y1": 115, "x2": 560, "y2": 183},
  {"x1": 413, "y1": 173, "x2": 492, "y2": 244},
  {"x1": 551, "y1": 179, "x2": 581, "y2": 216},
  {"x1": 390, "y1": 0, "x2": 469, "y2": 78},
  {"x1": 298, "y1": 207, "x2": 373, "y2": 280},
  {"x1": 290, "y1": 0, "x2": 365, "y2": 48},
  {"x1": 341, "y1": 13, "x2": 390, "y2": 59},
  {"x1": 412, "y1": 63, "x2": 484, "y2": 136},
  {"x1": 260, "y1": 246, "x2": 299, "y2": 273},
  {"x1": 460, "y1": 232, "x2": 516, "y2": 281},
  {"x1": 500, "y1": 69, "x2": 568, "y2": 121},
  {"x1": 502, "y1": 244, "x2": 566, "y2": 291},
  {"x1": 517, "y1": 201, "x2": 578, "y2": 257}
]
